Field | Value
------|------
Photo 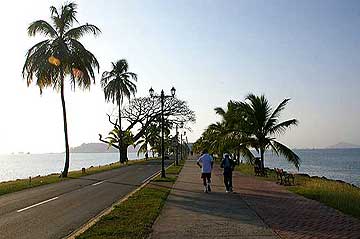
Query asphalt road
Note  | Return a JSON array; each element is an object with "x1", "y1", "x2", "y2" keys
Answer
[{"x1": 0, "y1": 159, "x2": 173, "y2": 239}]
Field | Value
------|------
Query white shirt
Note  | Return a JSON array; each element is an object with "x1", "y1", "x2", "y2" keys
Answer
[{"x1": 197, "y1": 153, "x2": 213, "y2": 173}]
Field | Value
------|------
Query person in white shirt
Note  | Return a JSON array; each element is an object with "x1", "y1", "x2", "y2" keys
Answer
[{"x1": 197, "y1": 149, "x2": 214, "y2": 193}]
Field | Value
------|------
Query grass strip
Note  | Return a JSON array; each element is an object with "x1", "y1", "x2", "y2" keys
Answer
[
  {"x1": 76, "y1": 160, "x2": 184, "y2": 239},
  {"x1": 236, "y1": 163, "x2": 360, "y2": 219},
  {"x1": 0, "y1": 158, "x2": 155, "y2": 196}
]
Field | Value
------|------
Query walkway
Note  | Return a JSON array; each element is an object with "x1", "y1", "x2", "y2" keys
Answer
[
  {"x1": 150, "y1": 159, "x2": 360, "y2": 239},
  {"x1": 150, "y1": 159, "x2": 279, "y2": 239},
  {"x1": 234, "y1": 169, "x2": 360, "y2": 239}
]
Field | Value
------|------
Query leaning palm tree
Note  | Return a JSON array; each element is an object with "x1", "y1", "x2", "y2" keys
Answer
[
  {"x1": 22, "y1": 2, "x2": 100, "y2": 177},
  {"x1": 101, "y1": 59, "x2": 137, "y2": 163},
  {"x1": 237, "y1": 94, "x2": 300, "y2": 170}
]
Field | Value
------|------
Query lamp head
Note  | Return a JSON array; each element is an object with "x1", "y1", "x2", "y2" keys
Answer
[
  {"x1": 149, "y1": 87, "x2": 154, "y2": 97},
  {"x1": 170, "y1": 87, "x2": 176, "y2": 97}
]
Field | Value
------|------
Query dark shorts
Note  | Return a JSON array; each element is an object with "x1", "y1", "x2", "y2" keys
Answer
[{"x1": 201, "y1": 173, "x2": 211, "y2": 179}]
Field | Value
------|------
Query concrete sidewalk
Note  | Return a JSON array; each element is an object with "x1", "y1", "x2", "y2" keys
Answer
[{"x1": 149, "y1": 160, "x2": 279, "y2": 239}]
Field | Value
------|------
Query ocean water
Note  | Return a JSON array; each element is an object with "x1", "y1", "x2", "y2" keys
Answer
[
  {"x1": 258, "y1": 148, "x2": 360, "y2": 187},
  {"x1": 1, "y1": 149, "x2": 359, "y2": 187},
  {"x1": 0, "y1": 152, "x2": 144, "y2": 183}
]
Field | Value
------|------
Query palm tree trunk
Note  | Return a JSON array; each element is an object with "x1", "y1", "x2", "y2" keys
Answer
[
  {"x1": 118, "y1": 98, "x2": 122, "y2": 163},
  {"x1": 60, "y1": 74, "x2": 70, "y2": 177},
  {"x1": 260, "y1": 148, "x2": 265, "y2": 171}
]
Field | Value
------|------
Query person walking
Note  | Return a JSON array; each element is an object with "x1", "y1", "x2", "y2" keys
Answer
[
  {"x1": 220, "y1": 153, "x2": 235, "y2": 193},
  {"x1": 197, "y1": 149, "x2": 214, "y2": 193}
]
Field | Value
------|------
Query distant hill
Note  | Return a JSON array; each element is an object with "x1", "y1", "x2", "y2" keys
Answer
[
  {"x1": 70, "y1": 143, "x2": 140, "y2": 153},
  {"x1": 327, "y1": 142, "x2": 360, "y2": 149}
]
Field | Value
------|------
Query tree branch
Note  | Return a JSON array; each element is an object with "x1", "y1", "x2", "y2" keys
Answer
[{"x1": 98, "y1": 134, "x2": 119, "y2": 149}]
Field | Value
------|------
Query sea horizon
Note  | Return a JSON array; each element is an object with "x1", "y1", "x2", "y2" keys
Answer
[{"x1": 0, "y1": 148, "x2": 359, "y2": 187}]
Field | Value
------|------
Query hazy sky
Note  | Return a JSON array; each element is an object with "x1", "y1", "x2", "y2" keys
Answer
[{"x1": 0, "y1": 0, "x2": 359, "y2": 153}]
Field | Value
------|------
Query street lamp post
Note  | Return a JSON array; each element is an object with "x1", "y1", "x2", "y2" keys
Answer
[
  {"x1": 175, "y1": 124, "x2": 179, "y2": 166},
  {"x1": 180, "y1": 132, "x2": 182, "y2": 161},
  {"x1": 180, "y1": 131, "x2": 186, "y2": 160},
  {"x1": 174, "y1": 121, "x2": 183, "y2": 166},
  {"x1": 149, "y1": 86, "x2": 176, "y2": 178}
]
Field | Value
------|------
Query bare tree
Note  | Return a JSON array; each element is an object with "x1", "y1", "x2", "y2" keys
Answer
[{"x1": 99, "y1": 96, "x2": 195, "y2": 160}]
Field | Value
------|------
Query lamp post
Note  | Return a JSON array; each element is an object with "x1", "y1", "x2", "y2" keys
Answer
[
  {"x1": 175, "y1": 124, "x2": 179, "y2": 166},
  {"x1": 173, "y1": 121, "x2": 183, "y2": 166},
  {"x1": 180, "y1": 132, "x2": 182, "y2": 161},
  {"x1": 180, "y1": 131, "x2": 186, "y2": 160},
  {"x1": 149, "y1": 86, "x2": 176, "y2": 178}
]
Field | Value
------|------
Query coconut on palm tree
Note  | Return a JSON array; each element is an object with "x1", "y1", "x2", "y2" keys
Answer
[
  {"x1": 101, "y1": 59, "x2": 137, "y2": 163},
  {"x1": 237, "y1": 94, "x2": 300, "y2": 170},
  {"x1": 22, "y1": 2, "x2": 100, "y2": 177}
]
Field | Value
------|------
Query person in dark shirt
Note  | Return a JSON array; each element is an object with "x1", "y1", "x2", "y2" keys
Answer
[{"x1": 220, "y1": 153, "x2": 235, "y2": 193}]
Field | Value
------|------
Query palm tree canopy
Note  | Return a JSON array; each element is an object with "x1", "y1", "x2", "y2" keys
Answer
[
  {"x1": 23, "y1": 2, "x2": 101, "y2": 94},
  {"x1": 238, "y1": 94, "x2": 300, "y2": 168},
  {"x1": 101, "y1": 59, "x2": 138, "y2": 105},
  {"x1": 195, "y1": 94, "x2": 300, "y2": 169}
]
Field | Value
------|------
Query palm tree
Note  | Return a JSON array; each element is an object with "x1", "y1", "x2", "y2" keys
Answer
[
  {"x1": 195, "y1": 104, "x2": 254, "y2": 162},
  {"x1": 237, "y1": 94, "x2": 300, "y2": 170},
  {"x1": 22, "y1": 2, "x2": 100, "y2": 177},
  {"x1": 101, "y1": 59, "x2": 137, "y2": 163}
]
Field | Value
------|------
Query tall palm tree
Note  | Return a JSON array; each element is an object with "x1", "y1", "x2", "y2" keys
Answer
[
  {"x1": 237, "y1": 94, "x2": 300, "y2": 170},
  {"x1": 101, "y1": 59, "x2": 137, "y2": 163},
  {"x1": 22, "y1": 2, "x2": 100, "y2": 177},
  {"x1": 203, "y1": 104, "x2": 254, "y2": 161}
]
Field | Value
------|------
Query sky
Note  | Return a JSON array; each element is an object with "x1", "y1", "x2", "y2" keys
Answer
[{"x1": 0, "y1": 0, "x2": 359, "y2": 154}]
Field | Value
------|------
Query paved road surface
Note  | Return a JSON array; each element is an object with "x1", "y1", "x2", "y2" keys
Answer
[{"x1": 0, "y1": 159, "x2": 172, "y2": 239}]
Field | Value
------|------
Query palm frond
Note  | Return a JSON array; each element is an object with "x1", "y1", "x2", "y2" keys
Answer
[
  {"x1": 239, "y1": 145, "x2": 255, "y2": 163},
  {"x1": 245, "y1": 94, "x2": 272, "y2": 130},
  {"x1": 67, "y1": 39, "x2": 100, "y2": 89},
  {"x1": 264, "y1": 98, "x2": 290, "y2": 132},
  {"x1": 269, "y1": 141, "x2": 279, "y2": 156},
  {"x1": 24, "y1": 2, "x2": 100, "y2": 94},
  {"x1": 271, "y1": 140, "x2": 300, "y2": 169},
  {"x1": 214, "y1": 107, "x2": 226, "y2": 117},
  {"x1": 64, "y1": 24, "x2": 101, "y2": 39},
  {"x1": 27, "y1": 20, "x2": 57, "y2": 38},
  {"x1": 60, "y1": 2, "x2": 78, "y2": 33},
  {"x1": 101, "y1": 59, "x2": 137, "y2": 105},
  {"x1": 268, "y1": 119, "x2": 298, "y2": 136}
]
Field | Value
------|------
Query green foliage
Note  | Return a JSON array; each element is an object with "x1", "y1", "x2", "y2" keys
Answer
[
  {"x1": 23, "y1": 2, "x2": 100, "y2": 177},
  {"x1": 235, "y1": 164, "x2": 278, "y2": 182},
  {"x1": 194, "y1": 94, "x2": 299, "y2": 169},
  {"x1": 77, "y1": 186, "x2": 170, "y2": 239},
  {"x1": 235, "y1": 163, "x2": 256, "y2": 176},
  {"x1": 23, "y1": 2, "x2": 100, "y2": 93},
  {"x1": 289, "y1": 178, "x2": 360, "y2": 219},
  {"x1": 135, "y1": 121, "x2": 174, "y2": 157},
  {"x1": 166, "y1": 164, "x2": 183, "y2": 174},
  {"x1": 106, "y1": 127, "x2": 134, "y2": 146},
  {"x1": 101, "y1": 59, "x2": 137, "y2": 106},
  {"x1": 237, "y1": 94, "x2": 300, "y2": 168},
  {"x1": 153, "y1": 176, "x2": 177, "y2": 182}
]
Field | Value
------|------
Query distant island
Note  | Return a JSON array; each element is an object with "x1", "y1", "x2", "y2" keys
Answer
[
  {"x1": 70, "y1": 143, "x2": 140, "y2": 153},
  {"x1": 327, "y1": 142, "x2": 360, "y2": 149}
]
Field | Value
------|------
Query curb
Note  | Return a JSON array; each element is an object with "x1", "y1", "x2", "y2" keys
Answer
[{"x1": 64, "y1": 163, "x2": 174, "y2": 239}]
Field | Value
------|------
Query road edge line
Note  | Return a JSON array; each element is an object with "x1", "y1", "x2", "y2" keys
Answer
[{"x1": 64, "y1": 162, "x2": 174, "y2": 239}]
